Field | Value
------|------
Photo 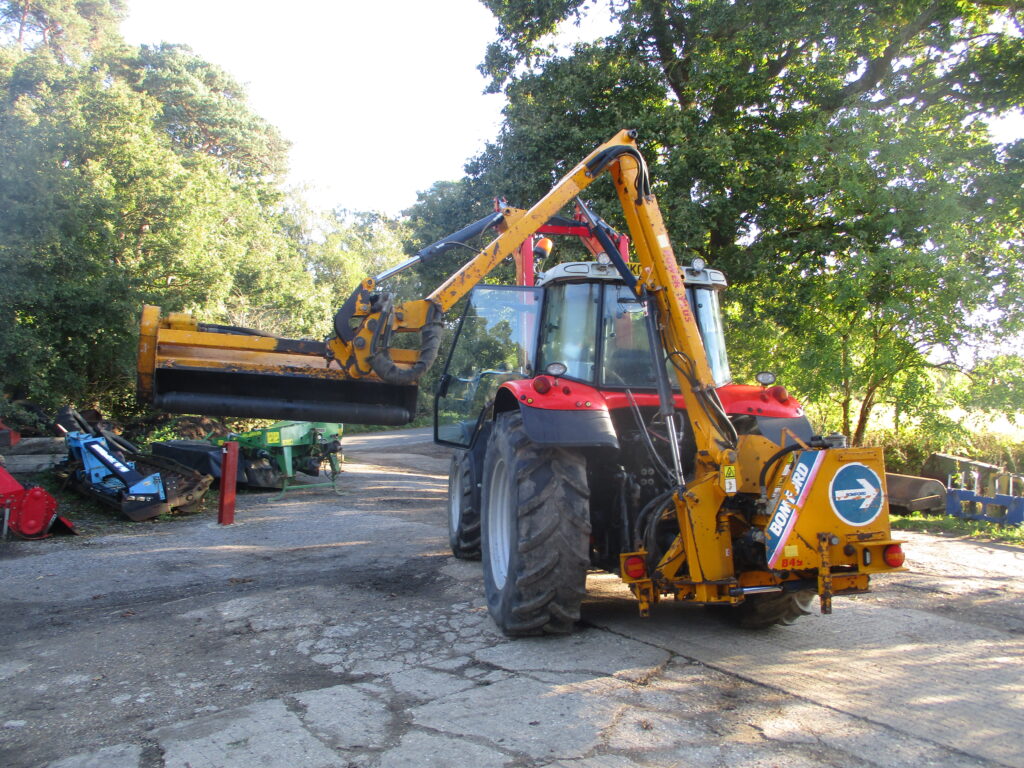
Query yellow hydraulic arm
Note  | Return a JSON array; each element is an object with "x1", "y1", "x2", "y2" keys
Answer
[
  {"x1": 139, "y1": 129, "x2": 733, "y2": 444},
  {"x1": 331, "y1": 128, "x2": 737, "y2": 457},
  {"x1": 141, "y1": 128, "x2": 735, "y2": 462},
  {"x1": 370, "y1": 129, "x2": 745, "y2": 604},
  {"x1": 141, "y1": 129, "x2": 742, "y2": 596}
]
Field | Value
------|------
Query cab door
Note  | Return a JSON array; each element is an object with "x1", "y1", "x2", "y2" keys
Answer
[{"x1": 434, "y1": 286, "x2": 543, "y2": 448}]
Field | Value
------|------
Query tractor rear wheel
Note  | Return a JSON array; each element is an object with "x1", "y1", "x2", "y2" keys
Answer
[
  {"x1": 448, "y1": 450, "x2": 481, "y2": 560},
  {"x1": 729, "y1": 589, "x2": 815, "y2": 629},
  {"x1": 481, "y1": 411, "x2": 590, "y2": 636}
]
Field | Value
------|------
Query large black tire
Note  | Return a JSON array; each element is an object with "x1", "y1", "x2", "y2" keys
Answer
[
  {"x1": 481, "y1": 411, "x2": 591, "y2": 636},
  {"x1": 727, "y1": 589, "x2": 816, "y2": 629},
  {"x1": 448, "y1": 450, "x2": 481, "y2": 560}
]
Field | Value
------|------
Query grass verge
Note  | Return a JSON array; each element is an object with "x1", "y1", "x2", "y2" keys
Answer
[{"x1": 890, "y1": 511, "x2": 1024, "y2": 547}]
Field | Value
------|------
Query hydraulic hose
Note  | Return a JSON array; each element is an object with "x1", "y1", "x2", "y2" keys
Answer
[
  {"x1": 625, "y1": 390, "x2": 673, "y2": 485},
  {"x1": 667, "y1": 349, "x2": 739, "y2": 450},
  {"x1": 197, "y1": 323, "x2": 286, "y2": 340},
  {"x1": 633, "y1": 487, "x2": 676, "y2": 551},
  {"x1": 370, "y1": 303, "x2": 445, "y2": 386},
  {"x1": 583, "y1": 137, "x2": 652, "y2": 202},
  {"x1": 757, "y1": 443, "x2": 804, "y2": 500}
]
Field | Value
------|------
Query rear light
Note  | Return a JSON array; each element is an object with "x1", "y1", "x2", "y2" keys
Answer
[
  {"x1": 883, "y1": 544, "x2": 905, "y2": 568},
  {"x1": 623, "y1": 556, "x2": 646, "y2": 579},
  {"x1": 767, "y1": 385, "x2": 790, "y2": 403},
  {"x1": 533, "y1": 376, "x2": 552, "y2": 394}
]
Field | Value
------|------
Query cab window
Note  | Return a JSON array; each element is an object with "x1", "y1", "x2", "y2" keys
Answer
[{"x1": 537, "y1": 283, "x2": 600, "y2": 382}]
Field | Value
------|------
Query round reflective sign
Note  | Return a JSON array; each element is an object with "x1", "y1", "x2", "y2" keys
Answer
[{"x1": 828, "y1": 462, "x2": 884, "y2": 526}]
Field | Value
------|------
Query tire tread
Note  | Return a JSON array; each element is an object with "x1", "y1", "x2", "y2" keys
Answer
[
  {"x1": 483, "y1": 412, "x2": 591, "y2": 636},
  {"x1": 448, "y1": 452, "x2": 481, "y2": 560}
]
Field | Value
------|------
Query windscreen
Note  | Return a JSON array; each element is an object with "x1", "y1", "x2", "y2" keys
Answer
[
  {"x1": 600, "y1": 285, "x2": 661, "y2": 389},
  {"x1": 688, "y1": 287, "x2": 731, "y2": 386},
  {"x1": 531, "y1": 280, "x2": 733, "y2": 394},
  {"x1": 537, "y1": 282, "x2": 600, "y2": 382}
]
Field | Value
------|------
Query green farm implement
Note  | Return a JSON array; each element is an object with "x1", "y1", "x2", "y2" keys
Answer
[
  {"x1": 211, "y1": 421, "x2": 344, "y2": 493},
  {"x1": 154, "y1": 421, "x2": 344, "y2": 493}
]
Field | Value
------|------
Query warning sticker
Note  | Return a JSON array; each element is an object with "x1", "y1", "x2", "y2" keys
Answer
[{"x1": 723, "y1": 465, "x2": 737, "y2": 494}]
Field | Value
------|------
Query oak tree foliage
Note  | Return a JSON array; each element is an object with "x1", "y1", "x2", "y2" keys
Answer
[{"x1": 408, "y1": 0, "x2": 1024, "y2": 440}]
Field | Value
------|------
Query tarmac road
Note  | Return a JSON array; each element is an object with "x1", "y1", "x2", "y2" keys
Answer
[
  {"x1": 340, "y1": 426, "x2": 433, "y2": 453},
  {"x1": 0, "y1": 436, "x2": 1022, "y2": 768}
]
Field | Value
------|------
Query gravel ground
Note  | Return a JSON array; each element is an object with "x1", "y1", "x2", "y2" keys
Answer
[{"x1": 1, "y1": 437, "x2": 1021, "y2": 768}]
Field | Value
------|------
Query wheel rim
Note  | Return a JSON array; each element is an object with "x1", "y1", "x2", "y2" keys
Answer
[
  {"x1": 448, "y1": 461, "x2": 462, "y2": 532},
  {"x1": 488, "y1": 455, "x2": 512, "y2": 590}
]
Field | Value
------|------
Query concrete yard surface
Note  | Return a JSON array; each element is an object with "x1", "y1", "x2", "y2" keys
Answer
[{"x1": 1, "y1": 432, "x2": 1022, "y2": 768}]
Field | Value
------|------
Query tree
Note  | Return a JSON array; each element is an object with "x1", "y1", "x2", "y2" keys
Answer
[
  {"x1": 962, "y1": 354, "x2": 1024, "y2": 421},
  {"x1": 0, "y1": 8, "x2": 318, "y2": 414},
  {"x1": 124, "y1": 43, "x2": 289, "y2": 182},
  {"x1": 451, "y1": 0, "x2": 1024, "y2": 440},
  {"x1": 0, "y1": 0, "x2": 124, "y2": 51}
]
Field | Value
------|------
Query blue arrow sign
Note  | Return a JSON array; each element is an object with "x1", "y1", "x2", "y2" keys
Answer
[{"x1": 829, "y1": 462, "x2": 883, "y2": 526}]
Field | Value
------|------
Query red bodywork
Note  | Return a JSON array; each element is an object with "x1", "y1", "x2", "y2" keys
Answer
[
  {"x1": 0, "y1": 464, "x2": 75, "y2": 539},
  {"x1": 502, "y1": 378, "x2": 805, "y2": 420},
  {"x1": 510, "y1": 203, "x2": 632, "y2": 288}
]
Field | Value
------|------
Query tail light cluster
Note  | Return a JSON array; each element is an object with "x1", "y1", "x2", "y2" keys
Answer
[
  {"x1": 623, "y1": 555, "x2": 647, "y2": 580},
  {"x1": 532, "y1": 376, "x2": 573, "y2": 397},
  {"x1": 858, "y1": 542, "x2": 906, "y2": 568},
  {"x1": 883, "y1": 543, "x2": 905, "y2": 568}
]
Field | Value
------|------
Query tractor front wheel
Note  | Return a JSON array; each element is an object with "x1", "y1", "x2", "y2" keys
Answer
[
  {"x1": 481, "y1": 411, "x2": 591, "y2": 636},
  {"x1": 448, "y1": 450, "x2": 481, "y2": 560}
]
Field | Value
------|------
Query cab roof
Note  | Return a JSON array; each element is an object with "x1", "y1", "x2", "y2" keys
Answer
[{"x1": 536, "y1": 260, "x2": 728, "y2": 289}]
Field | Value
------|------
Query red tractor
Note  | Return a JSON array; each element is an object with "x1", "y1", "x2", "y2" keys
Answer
[{"x1": 436, "y1": 202, "x2": 817, "y2": 632}]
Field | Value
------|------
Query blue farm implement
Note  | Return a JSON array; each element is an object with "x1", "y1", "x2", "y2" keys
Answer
[
  {"x1": 56, "y1": 418, "x2": 213, "y2": 521},
  {"x1": 922, "y1": 453, "x2": 1024, "y2": 526}
]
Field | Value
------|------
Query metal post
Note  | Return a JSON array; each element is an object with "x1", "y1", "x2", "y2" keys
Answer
[{"x1": 218, "y1": 441, "x2": 239, "y2": 525}]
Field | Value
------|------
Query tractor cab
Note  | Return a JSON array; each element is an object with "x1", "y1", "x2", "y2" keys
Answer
[
  {"x1": 534, "y1": 259, "x2": 731, "y2": 390},
  {"x1": 434, "y1": 258, "x2": 731, "y2": 448}
]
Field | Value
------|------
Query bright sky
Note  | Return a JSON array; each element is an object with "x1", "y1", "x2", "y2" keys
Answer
[
  {"x1": 121, "y1": 0, "x2": 506, "y2": 215},
  {"x1": 121, "y1": 2, "x2": 1022, "y2": 216}
]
